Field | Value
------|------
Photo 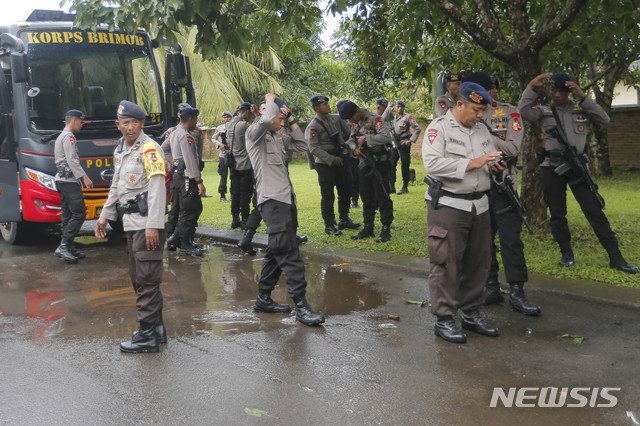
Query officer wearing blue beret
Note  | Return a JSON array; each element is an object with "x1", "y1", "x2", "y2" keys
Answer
[
  {"x1": 339, "y1": 100, "x2": 395, "y2": 243},
  {"x1": 391, "y1": 100, "x2": 421, "y2": 195},
  {"x1": 96, "y1": 100, "x2": 168, "y2": 353},
  {"x1": 518, "y1": 72, "x2": 638, "y2": 274},
  {"x1": 53, "y1": 109, "x2": 93, "y2": 263},
  {"x1": 306, "y1": 95, "x2": 359, "y2": 235},
  {"x1": 423, "y1": 82, "x2": 507, "y2": 343}
]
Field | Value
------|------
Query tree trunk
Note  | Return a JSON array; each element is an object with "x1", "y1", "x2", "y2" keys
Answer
[{"x1": 589, "y1": 64, "x2": 622, "y2": 177}]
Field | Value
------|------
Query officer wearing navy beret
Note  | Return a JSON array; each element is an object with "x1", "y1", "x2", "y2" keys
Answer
[
  {"x1": 463, "y1": 71, "x2": 541, "y2": 315},
  {"x1": 340, "y1": 100, "x2": 395, "y2": 243},
  {"x1": 305, "y1": 94, "x2": 359, "y2": 235},
  {"x1": 168, "y1": 106, "x2": 207, "y2": 256},
  {"x1": 53, "y1": 109, "x2": 93, "y2": 263},
  {"x1": 519, "y1": 72, "x2": 638, "y2": 274},
  {"x1": 423, "y1": 82, "x2": 507, "y2": 343},
  {"x1": 245, "y1": 93, "x2": 325, "y2": 326},
  {"x1": 95, "y1": 100, "x2": 168, "y2": 353},
  {"x1": 435, "y1": 72, "x2": 462, "y2": 117},
  {"x1": 391, "y1": 99, "x2": 421, "y2": 195}
]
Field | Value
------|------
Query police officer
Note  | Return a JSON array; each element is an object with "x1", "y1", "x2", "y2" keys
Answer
[
  {"x1": 392, "y1": 100, "x2": 421, "y2": 194},
  {"x1": 463, "y1": 72, "x2": 541, "y2": 315},
  {"x1": 306, "y1": 94, "x2": 360, "y2": 235},
  {"x1": 423, "y1": 82, "x2": 507, "y2": 343},
  {"x1": 95, "y1": 100, "x2": 167, "y2": 353},
  {"x1": 54, "y1": 109, "x2": 93, "y2": 263},
  {"x1": 227, "y1": 102, "x2": 254, "y2": 229},
  {"x1": 212, "y1": 111, "x2": 233, "y2": 202},
  {"x1": 518, "y1": 72, "x2": 638, "y2": 274},
  {"x1": 434, "y1": 72, "x2": 462, "y2": 117},
  {"x1": 339, "y1": 101, "x2": 394, "y2": 243},
  {"x1": 375, "y1": 99, "x2": 395, "y2": 192},
  {"x1": 162, "y1": 102, "x2": 202, "y2": 251},
  {"x1": 169, "y1": 106, "x2": 206, "y2": 256},
  {"x1": 337, "y1": 99, "x2": 361, "y2": 208},
  {"x1": 246, "y1": 93, "x2": 324, "y2": 326}
]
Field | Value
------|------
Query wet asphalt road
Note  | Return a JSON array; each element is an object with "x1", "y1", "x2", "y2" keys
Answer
[{"x1": 1, "y1": 230, "x2": 639, "y2": 425}]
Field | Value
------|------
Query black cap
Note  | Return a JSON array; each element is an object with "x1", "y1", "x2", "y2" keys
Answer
[
  {"x1": 65, "y1": 109, "x2": 85, "y2": 119},
  {"x1": 239, "y1": 102, "x2": 252, "y2": 111},
  {"x1": 117, "y1": 100, "x2": 146, "y2": 120},
  {"x1": 338, "y1": 101, "x2": 359, "y2": 120},
  {"x1": 376, "y1": 98, "x2": 388, "y2": 106},
  {"x1": 459, "y1": 82, "x2": 492, "y2": 105},
  {"x1": 310, "y1": 94, "x2": 329, "y2": 107},
  {"x1": 395, "y1": 100, "x2": 405, "y2": 107},
  {"x1": 445, "y1": 72, "x2": 462, "y2": 83},
  {"x1": 462, "y1": 72, "x2": 493, "y2": 91},
  {"x1": 180, "y1": 106, "x2": 199, "y2": 117},
  {"x1": 550, "y1": 72, "x2": 573, "y2": 92},
  {"x1": 178, "y1": 102, "x2": 192, "y2": 110},
  {"x1": 336, "y1": 100, "x2": 348, "y2": 110},
  {"x1": 222, "y1": 111, "x2": 232, "y2": 117}
]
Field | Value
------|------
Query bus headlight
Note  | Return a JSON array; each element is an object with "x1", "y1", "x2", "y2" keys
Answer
[{"x1": 25, "y1": 168, "x2": 58, "y2": 191}]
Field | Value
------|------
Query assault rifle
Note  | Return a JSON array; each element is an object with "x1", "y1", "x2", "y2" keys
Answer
[
  {"x1": 550, "y1": 106, "x2": 605, "y2": 209},
  {"x1": 493, "y1": 174, "x2": 534, "y2": 234},
  {"x1": 358, "y1": 144, "x2": 388, "y2": 197}
]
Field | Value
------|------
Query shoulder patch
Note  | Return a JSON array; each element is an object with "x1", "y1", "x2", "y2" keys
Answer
[
  {"x1": 310, "y1": 128, "x2": 318, "y2": 138},
  {"x1": 143, "y1": 141, "x2": 165, "y2": 180},
  {"x1": 438, "y1": 101, "x2": 447, "y2": 110},
  {"x1": 375, "y1": 116, "x2": 382, "y2": 122},
  {"x1": 69, "y1": 135, "x2": 76, "y2": 144},
  {"x1": 186, "y1": 135, "x2": 194, "y2": 146},
  {"x1": 427, "y1": 129, "x2": 438, "y2": 145}
]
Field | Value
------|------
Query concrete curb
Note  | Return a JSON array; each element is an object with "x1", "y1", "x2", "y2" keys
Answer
[{"x1": 196, "y1": 225, "x2": 640, "y2": 311}]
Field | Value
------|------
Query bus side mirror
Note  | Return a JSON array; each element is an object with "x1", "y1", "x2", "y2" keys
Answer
[
  {"x1": 11, "y1": 52, "x2": 28, "y2": 84},
  {"x1": 172, "y1": 52, "x2": 187, "y2": 80}
]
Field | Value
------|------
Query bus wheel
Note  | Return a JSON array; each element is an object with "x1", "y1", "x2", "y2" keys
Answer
[{"x1": 1, "y1": 222, "x2": 24, "y2": 245}]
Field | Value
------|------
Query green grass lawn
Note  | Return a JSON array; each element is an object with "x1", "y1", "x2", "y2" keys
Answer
[{"x1": 200, "y1": 159, "x2": 640, "y2": 288}]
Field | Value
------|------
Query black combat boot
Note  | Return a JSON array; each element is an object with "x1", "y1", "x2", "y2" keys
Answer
[
  {"x1": 68, "y1": 243, "x2": 86, "y2": 259},
  {"x1": 166, "y1": 233, "x2": 179, "y2": 251},
  {"x1": 179, "y1": 236, "x2": 204, "y2": 256},
  {"x1": 396, "y1": 186, "x2": 408, "y2": 195},
  {"x1": 376, "y1": 225, "x2": 391, "y2": 243},
  {"x1": 238, "y1": 229, "x2": 257, "y2": 255},
  {"x1": 605, "y1": 245, "x2": 639, "y2": 274},
  {"x1": 231, "y1": 215, "x2": 242, "y2": 229},
  {"x1": 559, "y1": 247, "x2": 575, "y2": 267},
  {"x1": 254, "y1": 291, "x2": 291, "y2": 313},
  {"x1": 54, "y1": 241, "x2": 78, "y2": 264},
  {"x1": 509, "y1": 282, "x2": 541, "y2": 316},
  {"x1": 120, "y1": 322, "x2": 159, "y2": 353},
  {"x1": 461, "y1": 309, "x2": 499, "y2": 337},
  {"x1": 338, "y1": 217, "x2": 361, "y2": 230},
  {"x1": 293, "y1": 295, "x2": 325, "y2": 326},
  {"x1": 351, "y1": 223, "x2": 374, "y2": 240},
  {"x1": 483, "y1": 278, "x2": 504, "y2": 305},
  {"x1": 324, "y1": 223, "x2": 342, "y2": 236},
  {"x1": 435, "y1": 316, "x2": 467, "y2": 344}
]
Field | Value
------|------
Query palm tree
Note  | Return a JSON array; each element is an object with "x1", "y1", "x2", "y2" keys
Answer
[{"x1": 156, "y1": 25, "x2": 284, "y2": 126}]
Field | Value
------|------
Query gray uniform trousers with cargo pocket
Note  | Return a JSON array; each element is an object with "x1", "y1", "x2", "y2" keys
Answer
[
  {"x1": 256, "y1": 199, "x2": 307, "y2": 298},
  {"x1": 127, "y1": 229, "x2": 166, "y2": 325},
  {"x1": 426, "y1": 202, "x2": 491, "y2": 317}
]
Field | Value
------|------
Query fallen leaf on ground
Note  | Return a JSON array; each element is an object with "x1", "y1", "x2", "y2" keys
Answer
[
  {"x1": 560, "y1": 334, "x2": 585, "y2": 344},
  {"x1": 331, "y1": 263, "x2": 350, "y2": 268},
  {"x1": 245, "y1": 408, "x2": 270, "y2": 417},
  {"x1": 387, "y1": 314, "x2": 400, "y2": 320}
]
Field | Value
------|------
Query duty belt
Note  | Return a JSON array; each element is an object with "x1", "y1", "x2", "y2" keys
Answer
[
  {"x1": 116, "y1": 203, "x2": 140, "y2": 215},
  {"x1": 442, "y1": 190, "x2": 487, "y2": 200}
]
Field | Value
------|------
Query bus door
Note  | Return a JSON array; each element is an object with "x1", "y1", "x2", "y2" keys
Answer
[
  {"x1": 165, "y1": 51, "x2": 195, "y2": 128},
  {"x1": 0, "y1": 48, "x2": 21, "y2": 222}
]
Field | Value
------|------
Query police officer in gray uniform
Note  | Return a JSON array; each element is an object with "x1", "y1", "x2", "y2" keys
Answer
[
  {"x1": 168, "y1": 106, "x2": 206, "y2": 256},
  {"x1": 339, "y1": 101, "x2": 395, "y2": 243},
  {"x1": 434, "y1": 72, "x2": 462, "y2": 117},
  {"x1": 246, "y1": 93, "x2": 324, "y2": 326},
  {"x1": 423, "y1": 82, "x2": 507, "y2": 343},
  {"x1": 212, "y1": 111, "x2": 233, "y2": 202},
  {"x1": 306, "y1": 94, "x2": 360, "y2": 235},
  {"x1": 392, "y1": 100, "x2": 421, "y2": 194},
  {"x1": 54, "y1": 109, "x2": 93, "y2": 263},
  {"x1": 519, "y1": 72, "x2": 638, "y2": 274},
  {"x1": 463, "y1": 72, "x2": 541, "y2": 315},
  {"x1": 95, "y1": 100, "x2": 168, "y2": 353},
  {"x1": 227, "y1": 102, "x2": 254, "y2": 229}
]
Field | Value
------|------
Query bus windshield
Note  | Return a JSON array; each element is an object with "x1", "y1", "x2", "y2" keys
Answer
[{"x1": 20, "y1": 30, "x2": 163, "y2": 131}]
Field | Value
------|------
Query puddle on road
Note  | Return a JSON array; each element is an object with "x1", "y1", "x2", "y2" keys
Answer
[{"x1": 0, "y1": 238, "x2": 386, "y2": 340}]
